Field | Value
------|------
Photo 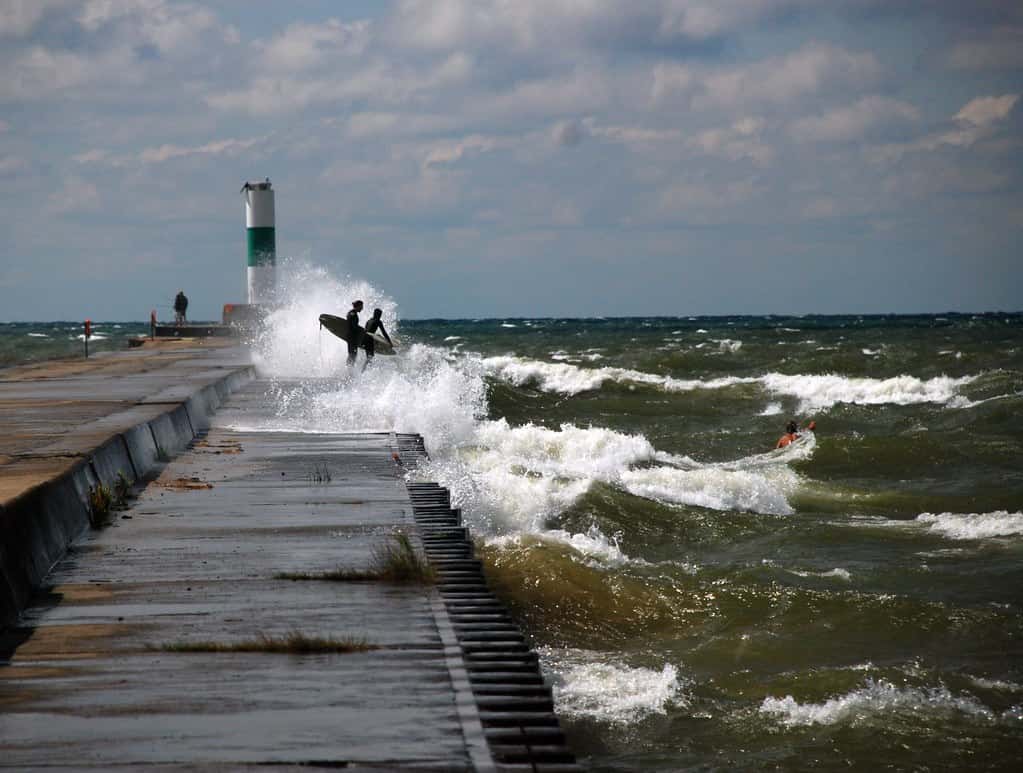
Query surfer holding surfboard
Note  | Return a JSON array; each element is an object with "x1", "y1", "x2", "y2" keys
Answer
[
  {"x1": 363, "y1": 308, "x2": 393, "y2": 366},
  {"x1": 318, "y1": 301, "x2": 397, "y2": 366},
  {"x1": 345, "y1": 300, "x2": 364, "y2": 365}
]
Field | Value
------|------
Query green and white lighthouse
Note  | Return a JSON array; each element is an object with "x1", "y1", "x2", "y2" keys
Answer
[{"x1": 242, "y1": 178, "x2": 276, "y2": 304}]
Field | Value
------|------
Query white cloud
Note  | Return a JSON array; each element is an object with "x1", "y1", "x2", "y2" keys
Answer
[
  {"x1": 657, "y1": 0, "x2": 805, "y2": 41},
  {"x1": 48, "y1": 176, "x2": 101, "y2": 214},
  {"x1": 657, "y1": 177, "x2": 760, "y2": 220},
  {"x1": 651, "y1": 43, "x2": 880, "y2": 109},
  {"x1": 593, "y1": 124, "x2": 684, "y2": 146},
  {"x1": 423, "y1": 134, "x2": 502, "y2": 169},
  {"x1": 552, "y1": 120, "x2": 585, "y2": 147},
  {"x1": 391, "y1": 0, "x2": 808, "y2": 52},
  {"x1": 789, "y1": 95, "x2": 919, "y2": 143},
  {"x1": 71, "y1": 137, "x2": 262, "y2": 167},
  {"x1": 955, "y1": 95, "x2": 1019, "y2": 128},
  {"x1": 0, "y1": 0, "x2": 72, "y2": 38},
  {"x1": 0, "y1": 155, "x2": 28, "y2": 175},
  {"x1": 260, "y1": 18, "x2": 369, "y2": 73},
  {"x1": 871, "y1": 94, "x2": 1019, "y2": 161},
  {"x1": 77, "y1": 0, "x2": 225, "y2": 56},
  {"x1": 690, "y1": 117, "x2": 773, "y2": 164},
  {"x1": 138, "y1": 136, "x2": 262, "y2": 164},
  {"x1": 208, "y1": 53, "x2": 472, "y2": 116},
  {"x1": 73, "y1": 149, "x2": 111, "y2": 164},
  {"x1": 651, "y1": 62, "x2": 695, "y2": 102},
  {"x1": 0, "y1": 0, "x2": 237, "y2": 102},
  {"x1": 700, "y1": 43, "x2": 880, "y2": 108},
  {"x1": 947, "y1": 27, "x2": 1023, "y2": 71},
  {"x1": 0, "y1": 45, "x2": 136, "y2": 101}
]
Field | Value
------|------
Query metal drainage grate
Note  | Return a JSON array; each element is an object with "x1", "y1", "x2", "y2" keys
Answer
[{"x1": 396, "y1": 434, "x2": 583, "y2": 773}]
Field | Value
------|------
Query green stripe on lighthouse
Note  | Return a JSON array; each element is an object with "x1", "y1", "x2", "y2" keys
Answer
[{"x1": 247, "y1": 227, "x2": 276, "y2": 267}]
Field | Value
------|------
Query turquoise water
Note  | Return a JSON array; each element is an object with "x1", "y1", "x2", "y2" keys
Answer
[{"x1": 7, "y1": 311, "x2": 1023, "y2": 769}]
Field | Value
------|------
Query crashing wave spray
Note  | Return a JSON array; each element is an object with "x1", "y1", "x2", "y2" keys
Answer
[{"x1": 252, "y1": 259, "x2": 399, "y2": 379}]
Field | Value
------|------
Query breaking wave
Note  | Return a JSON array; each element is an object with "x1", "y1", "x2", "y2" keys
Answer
[
  {"x1": 480, "y1": 355, "x2": 979, "y2": 410},
  {"x1": 541, "y1": 648, "x2": 686, "y2": 724},
  {"x1": 916, "y1": 511, "x2": 1023, "y2": 540},
  {"x1": 760, "y1": 679, "x2": 995, "y2": 727}
]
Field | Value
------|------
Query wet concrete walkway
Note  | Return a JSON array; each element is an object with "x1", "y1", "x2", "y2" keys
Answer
[{"x1": 1, "y1": 377, "x2": 493, "y2": 770}]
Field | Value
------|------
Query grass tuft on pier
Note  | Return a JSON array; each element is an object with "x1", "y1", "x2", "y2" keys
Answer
[
  {"x1": 274, "y1": 531, "x2": 435, "y2": 585},
  {"x1": 160, "y1": 631, "x2": 376, "y2": 654}
]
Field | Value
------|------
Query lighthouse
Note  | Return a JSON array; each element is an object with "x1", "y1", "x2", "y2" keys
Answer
[{"x1": 242, "y1": 179, "x2": 276, "y2": 304}]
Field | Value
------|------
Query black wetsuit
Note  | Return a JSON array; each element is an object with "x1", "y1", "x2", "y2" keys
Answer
[
  {"x1": 363, "y1": 317, "x2": 391, "y2": 359},
  {"x1": 346, "y1": 307, "x2": 361, "y2": 364}
]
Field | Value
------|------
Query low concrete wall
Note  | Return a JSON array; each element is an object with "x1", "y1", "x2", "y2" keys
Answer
[{"x1": 0, "y1": 366, "x2": 254, "y2": 627}]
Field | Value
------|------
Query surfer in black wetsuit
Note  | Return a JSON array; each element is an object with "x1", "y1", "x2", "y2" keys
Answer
[
  {"x1": 363, "y1": 308, "x2": 393, "y2": 368},
  {"x1": 346, "y1": 300, "x2": 364, "y2": 365}
]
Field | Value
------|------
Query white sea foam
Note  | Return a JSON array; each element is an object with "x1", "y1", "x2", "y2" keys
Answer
[
  {"x1": 916, "y1": 511, "x2": 1023, "y2": 540},
  {"x1": 481, "y1": 355, "x2": 978, "y2": 409},
  {"x1": 713, "y1": 338, "x2": 742, "y2": 353},
  {"x1": 27, "y1": 333, "x2": 48, "y2": 338},
  {"x1": 790, "y1": 568, "x2": 852, "y2": 581},
  {"x1": 758, "y1": 372, "x2": 977, "y2": 412},
  {"x1": 443, "y1": 335, "x2": 462, "y2": 342},
  {"x1": 482, "y1": 355, "x2": 757, "y2": 396},
  {"x1": 970, "y1": 677, "x2": 1023, "y2": 693},
  {"x1": 251, "y1": 260, "x2": 398, "y2": 379},
  {"x1": 487, "y1": 525, "x2": 636, "y2": 567},
  {"x1": 760, "y1": 401, "x2": 783, "y2": 416},
  {"x1": 541, "y1": 648, "x2": 686, "y2": 724},
  {"x1": 425, "y1": 420, "x2": 659, "y2": 535},
  {"x1": 620, "y1": 465, "x2": 797, "y2": 515},
  {"x1": 246, "y1": 265, "x2": 814, "y2": 581},
  {"x1": 760, "y1": 679, "x2": 994, "y2": 727}
]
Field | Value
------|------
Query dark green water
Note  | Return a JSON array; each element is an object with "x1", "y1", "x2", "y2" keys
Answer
[
  {"x1": 396, "y1": 314, "x2": 1023, "y2": 771},
  {"x1": 0, "y1": 321, "x2": 152, "y2": 366}
]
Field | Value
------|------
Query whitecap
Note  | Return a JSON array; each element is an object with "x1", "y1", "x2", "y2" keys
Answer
[
  {"x1": 501, "y1": 323, "x2": 517, "y2": 328},
  {"x1": 916, "y1": 511, "x2": 1023, "y2": 540},
  {"x1": 759, "y1": 402, "x2": 783, "y2": 416},
  {"x1": 789, "y1": 568, "x2": 852, "y2": 581},
  {"x1": 760, "y1": 372, "x2": 977, "y2": 412},
  {"x1": 481, "y1": 355, "x2": 759, "y2": 396},
  {"x1": 620, "y1": 465, "x2": 796, "y2": 515},
  {"x1": 443, "y1": 336, "x2": 462, "y2": 342},
  {"x1": 486, "y1": 524, "x2": 638, "y2": 567},
  {"x1": 760, "y1": 679, "x2": 993, "y2": 727},
  {"x1": 970, "y1": 677, "x2": 1023, "y2": 693},
  {"x1": 27, "y1": 333, "x2": 48, "y2": 338},
  {"x1": 541, "y1": 648, "x2": 686, "y2": 724}
]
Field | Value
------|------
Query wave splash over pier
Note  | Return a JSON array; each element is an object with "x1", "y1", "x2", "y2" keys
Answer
[{"x1": 242, "y1": 262, "x2": 1023, "y2": 770}]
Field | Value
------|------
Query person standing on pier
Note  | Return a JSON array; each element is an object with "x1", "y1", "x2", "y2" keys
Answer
[
  {"x1": 346, "y1": 299, "x2": 364, "y2": 365},
  {"x1": 362, "y1": 308, "x2": 393, "y2": 369},
  {"x1": 173, "y1": 290, "x2": 188, "y2": 325}
]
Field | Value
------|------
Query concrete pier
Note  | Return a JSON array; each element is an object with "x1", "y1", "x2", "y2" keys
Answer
[{"x1": 0, "y1": 343, "x2": 580, "y2": 770}]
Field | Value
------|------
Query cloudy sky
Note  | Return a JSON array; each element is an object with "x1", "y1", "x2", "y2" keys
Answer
[{"x1": 1, "y1": 0, "x2": 1020, "y2": 321}]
